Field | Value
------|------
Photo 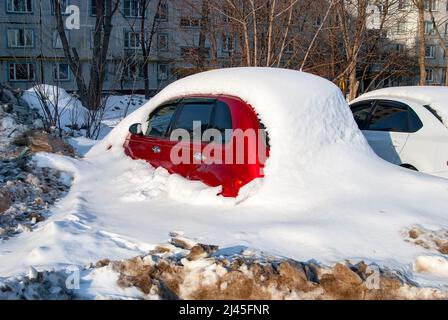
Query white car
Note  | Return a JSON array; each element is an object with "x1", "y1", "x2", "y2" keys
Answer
[{"x1": 350, "y1": 86, "x2": 448, "y2": 178}]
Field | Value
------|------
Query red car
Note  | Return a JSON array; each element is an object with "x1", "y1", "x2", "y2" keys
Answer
[{"x1": 124, "y1": 95, "x2": 269, "y2": 197}]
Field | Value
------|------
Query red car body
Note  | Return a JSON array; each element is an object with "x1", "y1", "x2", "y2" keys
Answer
[{"x1": 123, "y1": 95, "x2": 269, "y2": 197}]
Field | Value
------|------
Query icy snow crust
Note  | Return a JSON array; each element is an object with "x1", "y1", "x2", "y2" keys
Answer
[
  {"x1": 1, "y1": 68, "x2": 448, "y2": 289},
  {"x1": 354, "y1": 86, "x2": 448, "y2": 127}
]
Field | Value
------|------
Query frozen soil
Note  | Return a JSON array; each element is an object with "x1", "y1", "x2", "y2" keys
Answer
[
  {"x1": 0, "y1": 84, "x2": 72, "y2": 240},
  {"x1": 1, "y1": 233, "x2": 447, "y2": 300}
]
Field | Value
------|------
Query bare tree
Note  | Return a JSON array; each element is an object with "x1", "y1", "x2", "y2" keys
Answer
[
  {"x1": 412, "y1": 0, "x2": 427, "y2": 85},
  {"x1": 53, "y1": 0, "x2": 120, "y2": 110}
]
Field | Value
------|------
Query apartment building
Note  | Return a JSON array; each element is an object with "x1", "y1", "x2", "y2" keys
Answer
[
  {"x1": 0, "y1": 0, "x2": 236, "y2": 94},
  {"x1": 368, "y1": 0, "x2": 448, "y2": 86}
]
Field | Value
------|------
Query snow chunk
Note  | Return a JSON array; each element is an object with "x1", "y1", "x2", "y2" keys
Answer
[{"x1": 414, "y1": 256, "x2": 448, "y2": 277}]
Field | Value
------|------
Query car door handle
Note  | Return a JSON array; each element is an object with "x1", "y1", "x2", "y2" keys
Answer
[{"x1": 152, "y1": 146, "x2": 161, "y2": 154}]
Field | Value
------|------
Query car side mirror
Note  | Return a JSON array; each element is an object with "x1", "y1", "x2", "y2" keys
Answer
[{"x1": 129, "y1": 123, "x2": 143, "y2": 135}]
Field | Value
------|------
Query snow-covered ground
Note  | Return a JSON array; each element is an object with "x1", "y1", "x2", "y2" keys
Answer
[{"x1": 1, "y1": 68, "x2": 448, "y2": 299}]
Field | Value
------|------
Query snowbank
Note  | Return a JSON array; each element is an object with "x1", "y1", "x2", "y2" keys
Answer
[
  {"x1": 22, "y1": 85, "x2": 85, "y2": 129},
  {"x1": 354, "y1": 86, "x2": 448, "y2": 127}
]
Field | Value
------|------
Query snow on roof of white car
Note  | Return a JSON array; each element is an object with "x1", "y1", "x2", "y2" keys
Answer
[{"x1": 353, "y1": 86, "x2": 448, "y2": 126}]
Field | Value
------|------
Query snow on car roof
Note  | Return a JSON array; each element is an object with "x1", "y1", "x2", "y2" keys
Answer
[
  {"x1": 90, "y1": 67, "x2": 371, "y2": 203},
  {"x1": 354, "y1": 86, "x2": 448, "y2": 126}
]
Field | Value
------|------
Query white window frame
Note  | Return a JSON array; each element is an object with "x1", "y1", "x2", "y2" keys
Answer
[
  {"x1": 124, "y1": 0, "x2": 143, "y2": 18},
  {"x1": 53, "y1": 30, "x2": 66, "y2": 49},
  {"x1": 124, "y1": 30, "x2": 142, "y2": 49},
  {"x1": 157, "y1": 33, "x2": 168, "y2": 52},
  {"x1": 424, "y1": 0, "x2": 437, "y2": 11},
  {"x1": 396, "y1": 21, "x2": 407, "y2": 34},
  {"x1": 9, "y1": 62, "x2": 35, "y2": 81},
  {"x1": 425, "y1": 21, "x2": 435, "y2": 35},
  {"x1": 425, "y1": 45, "x2": 436, "y2": 58},
  {"x1": 158, "y1": 64, "x2": 168, "y2": 80},
  {"x1": 6, "y1": 0, "x2": 32, "y2": 13},
  {"x1": 156, "y1": 2, "x2": 168, "y2": 21},
  {"x1": 222, "y1": 34, "x2": 235, "y2": 53},
  {"x1": 53, "y1": 62, "x2": 70, "y2": 81},
  {"x1": 51, "y1": 0, "x2": 69, "y2": 15},
  {"x1": 7, "y1": 28, "x2": 34, "y2": 48}
]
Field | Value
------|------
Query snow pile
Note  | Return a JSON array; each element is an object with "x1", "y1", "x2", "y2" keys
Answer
[
  {"x1": 22, "y1": 85, "x2": 84, "y2": 130},
  {"x1": 355, "y1": 86, "x2": 448, "y2": 127}
]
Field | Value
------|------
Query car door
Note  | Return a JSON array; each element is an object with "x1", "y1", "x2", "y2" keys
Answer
[
  {"x1": 165, "y1": 98, "x2": 216, "y2": 178},
  {"x1": 129, "y1": 103, "x2": 178, "y2": 168},
  {"x1": 363, "y1": 100, "x2": 412, "y2": 164}
]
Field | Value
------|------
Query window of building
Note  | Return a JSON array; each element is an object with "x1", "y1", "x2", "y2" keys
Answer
[
  {"x1": 91, "y1": 0, "x2": 111, "y2": 16},
  {"x1": 158, "y1": 64, "x2": 168, "y2": 80},
  {"x1": 51, "y1": 0, "x2": 69, "y2": 14},
  {"x1": 396, "y1": 21, "x2": 407, "y2": 34},
  {"x1": 222, "y1": 34, "x2": 234, "y2": 53},
  {"x1": 424, "y1": 0, "x2": 437, "y2": 11},
  {"x1": 396, "y1": 43, "x2": 406, "y2": 53},
  {"x1": 426, "y1": 45, "x2": 436, "y2": 58},
  {"x1": 426, "y1": 68, "x2": 434, "y2": 82},
  {"x1": 53, "y1": 63, "x2": 70, "y2": 81},
  {"x1": 9, "y1": 63, "x2": 35, "y2": 81},
  {"x1": 425, "y1": 21, "x2": 435, "y2": 35},
  {"x1": 124, "y1": 0, "x2": 143, "y2": 17},
  {"x1": 53, "y1": 30, "x2": 68, "y2": 48},
  {"x1": 155, "y1": 2, "x2": 168, "y2": 21},
  {"x1": 7, "y1": 0, "x2": 32, "y2": 13},
  {"x1": 90, "y1": 29, "x2": 105, "y2": 48},
  {"x1": 123, "y1": 60, "x2": 144, "y2": 79},
  {"x1": 124, "y1": 31, "x2": 141, "y2": 49},
  {"x1": 7, "y1": 29, "x2": 34, "y2": 48},
  {"x1": 158, "y1": 34, "x2": 168, "y2": 51},
  {"x1": 398, "y1": 0, "x2": 407, "y2": 10},
  {"x1": 180, "y1": 17, "x2": 201, "y2": 28}
]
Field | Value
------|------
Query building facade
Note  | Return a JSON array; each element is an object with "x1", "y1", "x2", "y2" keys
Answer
[
  {"x1": 0, "y1": 0, "x2": 236, "y2": 94},
  {"x1": 368, "y1": 0, "x2": 448, "y2": 86}
]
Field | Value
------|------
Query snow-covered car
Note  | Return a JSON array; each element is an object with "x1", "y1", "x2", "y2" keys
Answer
[
  {"x1": 124, "y1": 95, "x2": 269, "y2": 197},
  {"x1": 350, "y1": 87, "x2": 448, "y2": 178}
]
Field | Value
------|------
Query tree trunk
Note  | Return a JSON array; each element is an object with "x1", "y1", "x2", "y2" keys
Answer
[{"x1": 416, "y1": 0, "x2": 427, "y2": 85}]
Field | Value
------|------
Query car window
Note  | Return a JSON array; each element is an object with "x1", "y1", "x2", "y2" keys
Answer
[
  {"x1": 351, "y1": 102, "x2": 374, "y2": 130},
  {"x1": 367, "y1": 102, "x2": 418, "y2": 133},
  {"x1": 212, "y1": 101, "x2": 233, "y2": 143},
  {"x1": 146, "y1": 104, "x2": 177, "y2": 137},
  {"x1": 172, "y1": 102, "x2": 214, "y2": 141}
]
